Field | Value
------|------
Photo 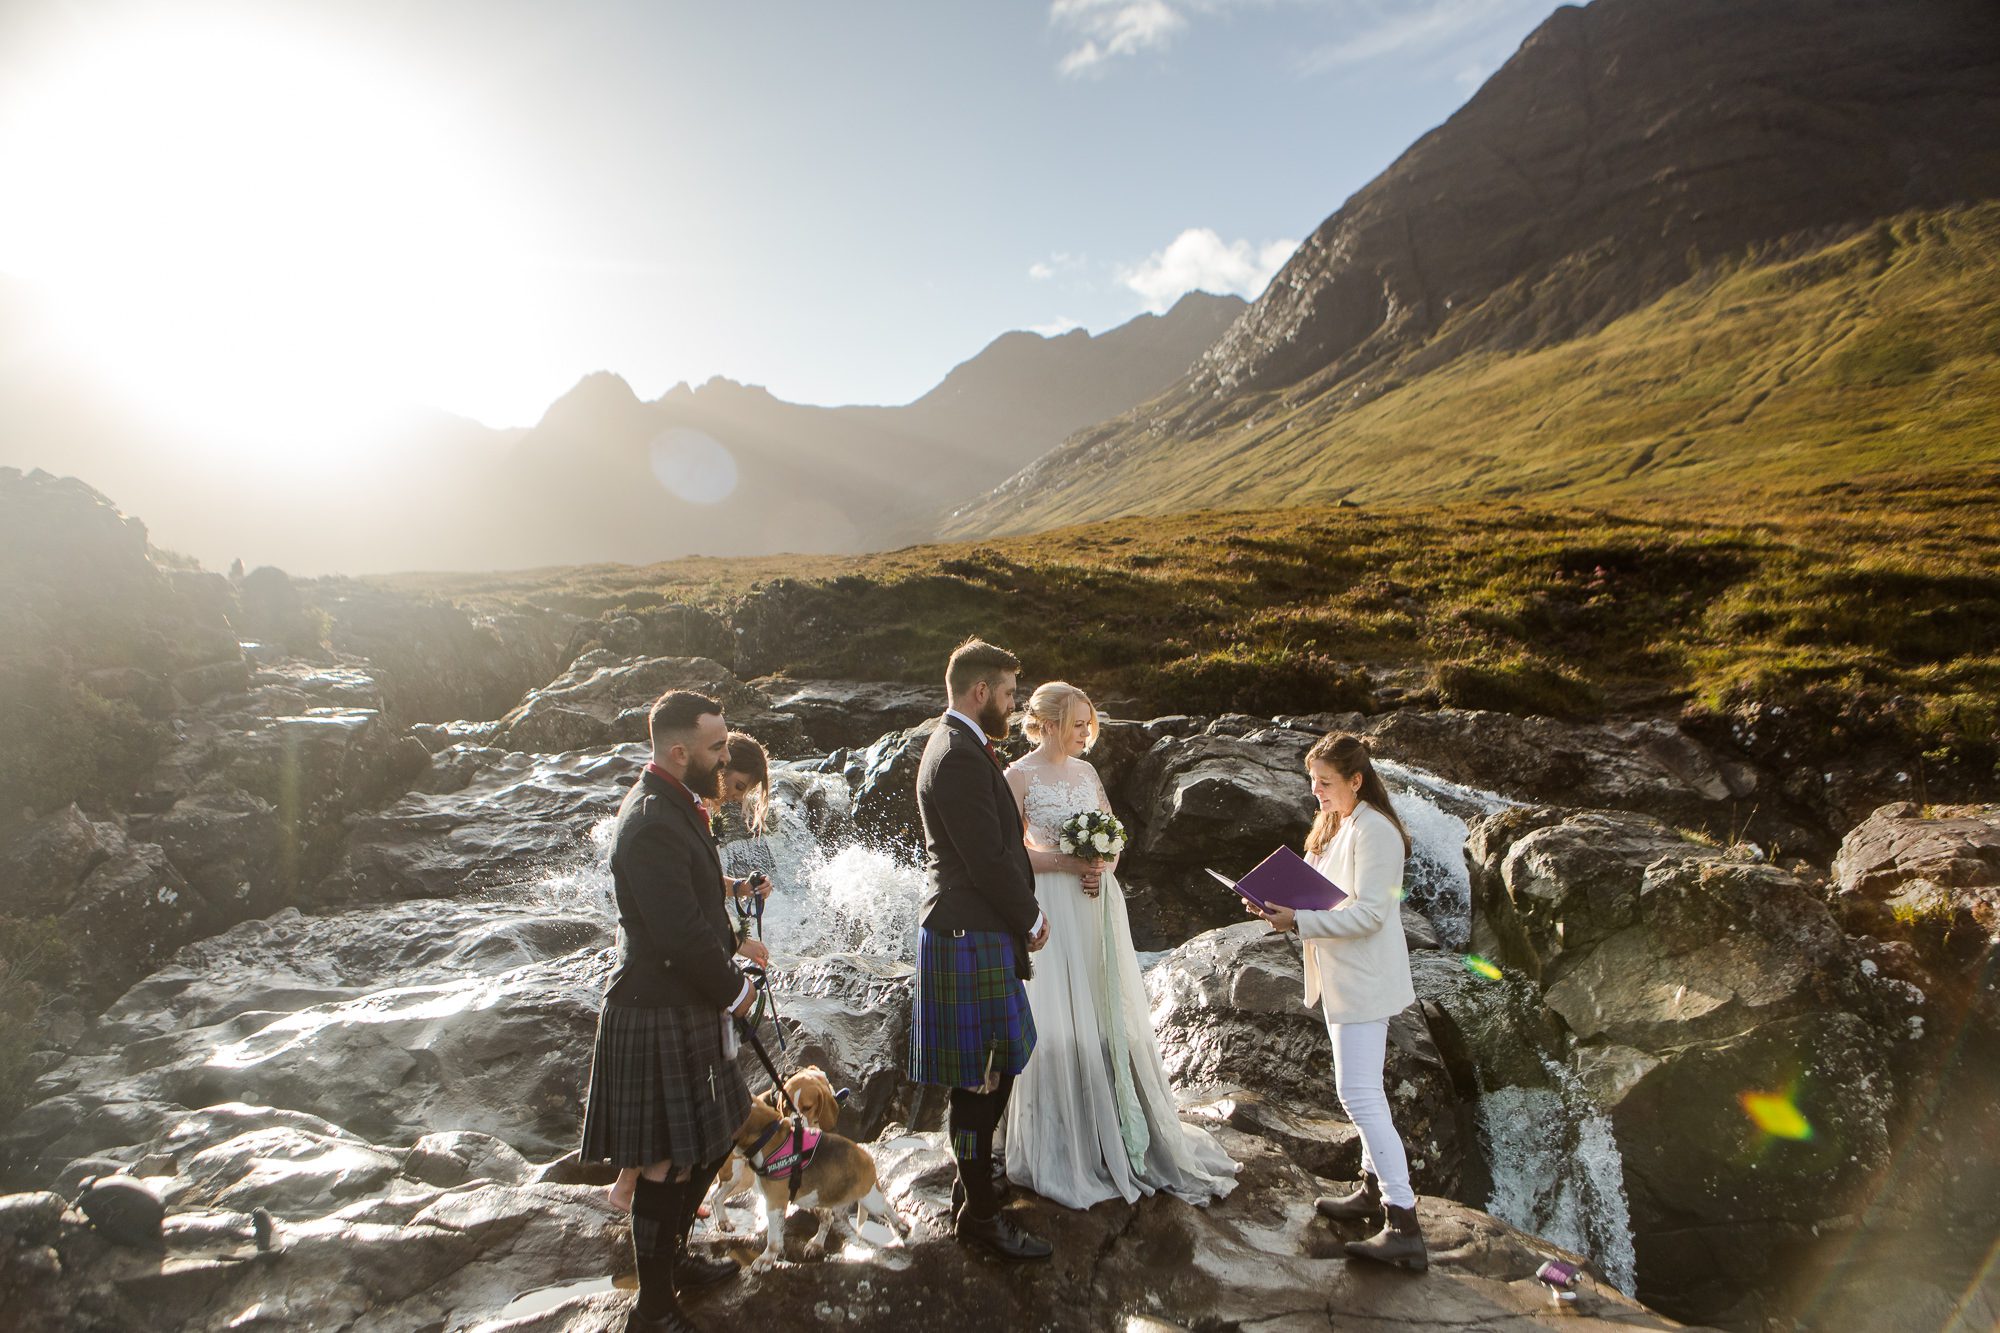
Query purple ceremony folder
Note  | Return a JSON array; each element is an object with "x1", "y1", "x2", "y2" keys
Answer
[{"x1": 1206, "y1": 845, "x2": 1349, "y2": 912}]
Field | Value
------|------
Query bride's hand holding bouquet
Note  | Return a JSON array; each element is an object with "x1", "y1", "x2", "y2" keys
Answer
[{"x1": 1058, "y1": 810, "x2": 1127, "y2": 899}]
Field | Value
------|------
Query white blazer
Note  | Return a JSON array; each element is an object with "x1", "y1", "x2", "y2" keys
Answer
[{"x1": 1295, "y1": 802, "x2": 1416, "y2": 1025}]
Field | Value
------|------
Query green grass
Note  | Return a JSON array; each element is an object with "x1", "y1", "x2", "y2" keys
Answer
[
  {"x1": 941, "y1": 203, "x2": 2000, "y2": 536},
  {"x1": 372, "y1": 467, "x2": 2000, "y2": 792}
]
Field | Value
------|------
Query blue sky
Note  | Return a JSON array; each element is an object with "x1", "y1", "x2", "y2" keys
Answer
[{"x1": 0, "y1": 0, "x2": 1561, "y2": 436}]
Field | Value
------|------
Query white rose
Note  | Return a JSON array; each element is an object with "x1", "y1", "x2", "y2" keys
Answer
[
  {"x1": 1093, "y1": 832, "x2": 1110, "y2": 853},
  {"x1": 1059, "y1": 837, "x2": 1074, "y2": 854}
]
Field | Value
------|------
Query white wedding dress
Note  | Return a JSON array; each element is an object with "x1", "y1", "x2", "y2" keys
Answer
[{"x1": 1003, "y1": 757, "x2": 1239, "y2": 1209}]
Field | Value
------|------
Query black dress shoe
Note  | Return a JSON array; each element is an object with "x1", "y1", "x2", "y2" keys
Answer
[
  {"x1": 954, "y1": 1208, "x2": 1053, "y2": 1262},
  {"x1": 675, "y1": 1251, "x2": 739, "y2": 1292}
]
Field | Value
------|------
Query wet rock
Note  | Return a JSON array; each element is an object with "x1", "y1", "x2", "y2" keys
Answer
[
  {"x1": 1543, "y1": 856, "x2": 1870, "y2": 1054},
  {"x1": 337, "y1": 746, "x2": 642, "y2": 901},
  {"x1": 1470, "y1": 809, "x2": 1699, "y2": 984},
  {"x1": 1128, "y1": 732, "x2": 1317, "y2": 867},
  {"x1": 59, "y1": 845, "x2": 204, "y2": 1006},
  {"x1": 0, "y1": 1190, "x2": 65, "y2": 1247},
  {"x1": 2, "y1": 903, "x2": 611, "y2": 1182},
  {"x1": 848, "y1": 718, "x2": 940, "y2": 848},
  {"x1": 494, "y1": 652, "x2": 808, "y2": 756},
  {"x1": 753, "y1": 677, "x2": 939, "y2": 753},
  {"x1": 492, "y1": 1129, "x2": 1674, "y2": 1333},
  {"x1": 76, "y1": 1174, "x2": 165, "y2": 1248},
  {"x1": 1615, "y1": 1011, "x2": 1893, "y2": 1319},
  {"x1": 402, "y1": 1132, "x2": 533, "y2": 1189},
  {"x1": 408, "y1": 743, "x2": 512, "y2": 796},
  {"x1": 1464, "y1": 807, "x2": 1906, "y2": 1323},
  {"x1": 410, "y1": 718, "x2": 504, "y2": 753},
  {"x1": 764, "y1": 954, "x2": 921, "y2": 1142},
  {"x1": 141, "y1": 785, "x2": 280, "y2": 920},
  {"x1": 6, "y1": 1180, "x2": 628, "y2": 1333}
]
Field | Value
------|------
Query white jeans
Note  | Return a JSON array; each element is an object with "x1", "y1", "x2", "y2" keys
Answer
[{"x1": 1329, "y1": 1018, "x2": 1415, "y2": 1209}]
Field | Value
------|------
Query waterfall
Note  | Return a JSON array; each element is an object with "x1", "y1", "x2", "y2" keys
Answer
[
  {"x1": 1478, "y1": 1059, "x2": 1639, "y2": 1295},
  {"x1": 732, "y1": 768, "x2": 922, "y2": 962},
  {"x1": 1376, "y1": 759, "x2": 1513, "y2": 951}
]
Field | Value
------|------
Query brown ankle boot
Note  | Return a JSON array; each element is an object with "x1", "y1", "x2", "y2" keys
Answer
[
  {"x1": 1314, "y1": 1172, "x2": 1381, "y2": 1222},
  {"x1": 1344, "y1": 1202, "x2": 1427, "y2": 1272}
]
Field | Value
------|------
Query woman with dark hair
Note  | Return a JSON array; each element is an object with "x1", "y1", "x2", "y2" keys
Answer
[
  {"x1": 1246, "y1": 732, "x2": 1426, "y2": 1272},
  {"x1": 710, "y1": 731, "x2": 771, "y2": 849}
]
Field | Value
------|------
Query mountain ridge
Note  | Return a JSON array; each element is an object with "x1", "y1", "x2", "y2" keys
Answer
[{"x1": 943, "y1": 0, "x2": 2000, "y2": 538}]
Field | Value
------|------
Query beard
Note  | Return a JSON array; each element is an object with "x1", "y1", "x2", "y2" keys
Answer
[
  {"x1": 978, "y1": 696, "x2": 1011, "y2": 741},
  {"x1": 685, "y1": 752, "x2": 726, "y2": 800}
]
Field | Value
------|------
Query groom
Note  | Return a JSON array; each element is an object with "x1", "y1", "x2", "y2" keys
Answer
[{"x1": 908, "y1": 636, "x2": 1053, "y2": 1262}]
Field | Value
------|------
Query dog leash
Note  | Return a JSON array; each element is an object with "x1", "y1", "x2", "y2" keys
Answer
[
  {"x1": 733, "y1": 878, "x2": 791, "y2": 1054},
  {"x1": 734, "y1": 1010, "x2": 813, "y2": 1204}
]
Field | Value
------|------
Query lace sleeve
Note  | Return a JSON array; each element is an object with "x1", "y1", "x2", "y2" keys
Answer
[{"x1": 1089, "y1": 762, "x2": 1114, "y2": 814}]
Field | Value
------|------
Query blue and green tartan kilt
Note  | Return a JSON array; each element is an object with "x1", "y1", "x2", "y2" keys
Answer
[{"x1": 908, "y1": 928, "x2": 1036, "y2": 1089}]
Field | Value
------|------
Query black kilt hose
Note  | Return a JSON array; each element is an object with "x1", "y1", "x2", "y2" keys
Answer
[
  {"x1": 580, "y1": 765, "x2": 754, "y2": 1169},
  {"x1": 579, "y1": 1003, "x2": 750, "y2": 1169}
]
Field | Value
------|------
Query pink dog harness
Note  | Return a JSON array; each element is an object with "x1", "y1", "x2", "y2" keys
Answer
[{"x1": 749, "y1": 1118, "x2": 821, "y2": 1183}]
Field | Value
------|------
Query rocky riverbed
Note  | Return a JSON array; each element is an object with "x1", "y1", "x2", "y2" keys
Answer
[{"x1": 3, "y1": 469, "x2": 1997, "y2": 1331}]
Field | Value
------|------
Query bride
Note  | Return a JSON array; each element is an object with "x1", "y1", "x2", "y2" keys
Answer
[{"x1": 1002, "y1": 682, "x2": 1238, "y2": 1209}]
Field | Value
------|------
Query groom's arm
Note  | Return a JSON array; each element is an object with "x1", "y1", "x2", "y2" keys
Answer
[{"x1": 933, "y1": 746, "x2": 1042, "y2": 937}]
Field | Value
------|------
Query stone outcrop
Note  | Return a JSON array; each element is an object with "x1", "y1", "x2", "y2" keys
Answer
[
  {"x1": 1466, "y1": 808, "x2": 1906, "y2": 1322},
  {"x1": 492, "y1": 653, "x2": 808, "y2": 757}
]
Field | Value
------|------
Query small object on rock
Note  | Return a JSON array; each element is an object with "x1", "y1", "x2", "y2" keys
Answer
[
  {"x1": 251, "y1": 1206, "x2": 275, "y2": 1251},
  {"x1": 1536, "y1": 1258, "x2": 1580, "y2": 1289},
  {"x1": 75, "y1": 1175, "x2": 166, "y2": 1249}
]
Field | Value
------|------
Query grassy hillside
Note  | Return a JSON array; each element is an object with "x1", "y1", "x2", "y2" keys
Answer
[
  {"x1": 378, "y1": 466, "x2": 1999, "y2": 794},
  {"x1": 945, "y1": 204, "x2": 2000, "y2": 536}
]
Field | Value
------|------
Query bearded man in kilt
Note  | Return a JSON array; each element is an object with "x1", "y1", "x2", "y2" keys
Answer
[
  {"x1": 909, "y1": 638, "x2": 1055, "y2": 1262},
  {"x1": 580, "y1": 689, "x2": 758, "y2": 1333}
]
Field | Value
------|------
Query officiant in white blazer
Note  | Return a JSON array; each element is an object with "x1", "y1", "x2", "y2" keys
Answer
[{"x1": 1247, "y1": 731, "x2": 1425, "y2": 1273}]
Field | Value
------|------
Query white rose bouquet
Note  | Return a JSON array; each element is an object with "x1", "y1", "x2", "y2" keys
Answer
[{"x1": 1057, "y1": 809, "x2": 1127, "y2": 861}]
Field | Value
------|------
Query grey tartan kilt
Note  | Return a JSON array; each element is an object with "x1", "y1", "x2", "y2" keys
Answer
[{"x1": 578, "y1": 1001, "x2": 751, "y2": 1169}]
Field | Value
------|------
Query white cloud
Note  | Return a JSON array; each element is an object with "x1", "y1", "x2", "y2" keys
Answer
[
  {"x1": 1119, "y1": 228, "x2": 1297, "y2": 313},
  {"x1": 1028, "y1": 251, "x2": 1084, "y2": 281},
  {"x1": 1051, "y1": 0, "x2": 1190, "y2": 76},
  {"x1": 1299, "y1": 0, "x2": 1549, "y2": 78},
  {"x1": 1031, "y1": 316, "x2": 1084, "y2": 336}
]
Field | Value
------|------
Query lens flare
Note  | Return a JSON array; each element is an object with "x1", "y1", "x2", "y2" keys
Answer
[
  {"x1": 1740, "y1": 1089, "x2": 1814, "y2": 1141},
  {"x1": 1463, "y1": 954, "x2": 1503, "y2": 981}
]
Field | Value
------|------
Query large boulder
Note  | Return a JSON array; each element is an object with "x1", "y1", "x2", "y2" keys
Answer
[
  {"x1": 1464, "y1": 807, "x2": 1905, "y2": 1323},
  {"x1": 752, "y1": 677, "x2": 939, "y2": 753},
  {"x1": 493, "y1": 653, "x2": 808, "y2": 756},
  {"x1": 57, "y1": 845, "x2": 204, "y2": 1008},
  {"x1": 847, "y1": 718, "x2": 940, "y2": 848},
  {"x1": 1832, "y1": 802, "x2": 2000, "y2": 978}
]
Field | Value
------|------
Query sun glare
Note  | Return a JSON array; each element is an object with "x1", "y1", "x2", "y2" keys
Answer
[{"x1": 0, "y1": 14, "x2": 528, "y2": 449}]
